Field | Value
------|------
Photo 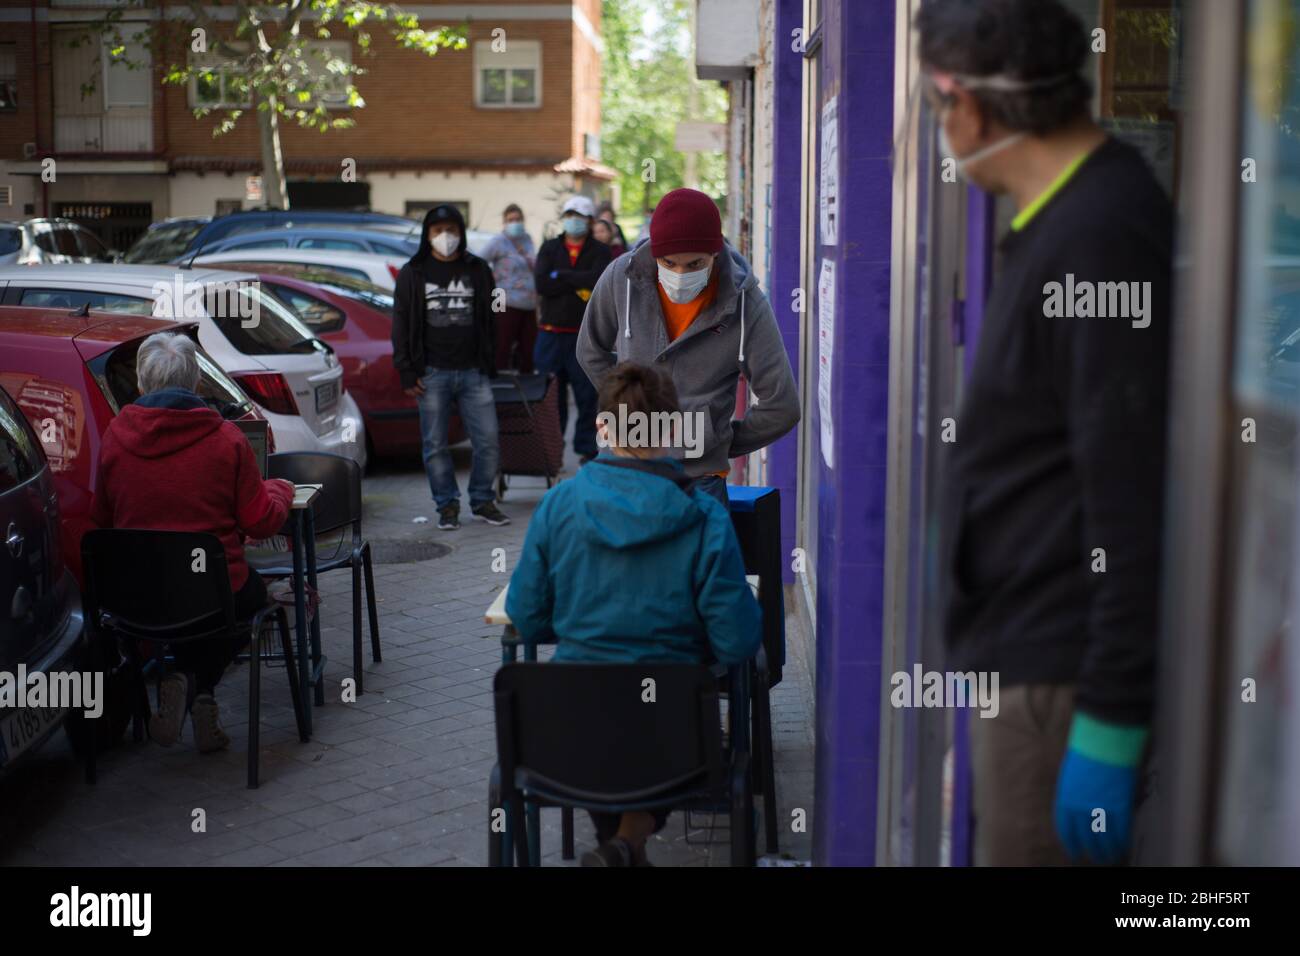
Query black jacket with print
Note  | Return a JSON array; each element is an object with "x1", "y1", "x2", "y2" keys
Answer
[{"x1": 392, "y1": 204, "x2": 497, "y2": 389}]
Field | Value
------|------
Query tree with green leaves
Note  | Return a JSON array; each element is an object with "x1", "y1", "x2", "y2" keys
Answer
[
  {"x1": 601, "y1": 0, "x2": 728, "y2": 231},
  {"x1": 85, "y1": 1, "x2": 466, "y2": 208}
]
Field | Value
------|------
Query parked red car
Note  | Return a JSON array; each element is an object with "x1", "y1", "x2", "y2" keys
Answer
[
  {"x1": 202, "y1": 262, "x2": 462, "y2": 456},
  {"x1": 0, "y1": 306, "x2": 267, "y2": 582}
]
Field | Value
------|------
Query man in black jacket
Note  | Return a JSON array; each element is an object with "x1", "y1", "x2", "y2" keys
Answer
[
  {"x1": 393, "y1": 204, "x2": 509, "y2": 530},
  {"x1": 922, "y1": 0, "x2": 1173, "y2": 866},
  {"x1": 534, "y1": 195, "x2": 613, "y2": 462}
]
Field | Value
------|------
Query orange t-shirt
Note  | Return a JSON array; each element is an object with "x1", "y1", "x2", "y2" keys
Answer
[{"x1": 657, "y1": 269, "x2": 728, "y2": 478}]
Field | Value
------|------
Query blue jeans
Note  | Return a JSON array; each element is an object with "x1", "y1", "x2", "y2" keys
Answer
[
  {"x1": 533, "y1": 330, "x2": 598, "y2": 458},
  {"x1": 687, "y1": 475, "x2": 729, "y2": 507},
  {"x1": 417, "y1": 366, "x2": 500, "y2": 509}
]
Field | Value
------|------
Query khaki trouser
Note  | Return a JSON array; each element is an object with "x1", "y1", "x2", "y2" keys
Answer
[{"x1": 969, "y1": 683, "x2": 1074, "y2": 866}]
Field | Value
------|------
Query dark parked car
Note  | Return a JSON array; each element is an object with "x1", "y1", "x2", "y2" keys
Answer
[
  {"x1": 0, "y1": 383, "x2": 87, "y2": 772},
  {"x1": 123, "y1": 210, "x2": 419, "y2": 264}
]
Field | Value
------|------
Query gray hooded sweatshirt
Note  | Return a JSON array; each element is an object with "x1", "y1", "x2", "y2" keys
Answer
[{"x1": 576, "y1": 238, "x2": 800, "y2": 479}]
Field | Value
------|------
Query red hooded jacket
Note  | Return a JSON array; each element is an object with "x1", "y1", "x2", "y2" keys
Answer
[{"x1": 91, "y1": 399, "x2": 294, "y2": 591}]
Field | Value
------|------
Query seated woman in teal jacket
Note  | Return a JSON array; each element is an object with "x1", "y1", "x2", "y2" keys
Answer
[{"x1": 506, "y1": 362, "x2": 762, "y2": 867}]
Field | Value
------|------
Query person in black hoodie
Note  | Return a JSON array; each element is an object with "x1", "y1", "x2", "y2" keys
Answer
[
  {"x1": 921, "y1": 0, "x2": 1173, "y2": 866},
  {"x1": 533, "y1": 195, "x2": 613, "y2": 463},
  {"x1": 393, "y1": 204, "x2": 509, "y2": 529}
]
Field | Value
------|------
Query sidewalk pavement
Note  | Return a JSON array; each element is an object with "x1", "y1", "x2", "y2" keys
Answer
[{"x1": 0, "y1": 443, "x2": 815, "y2": 867}]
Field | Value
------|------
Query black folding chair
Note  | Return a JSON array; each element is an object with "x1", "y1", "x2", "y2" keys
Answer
[
  {"x1": 247, "y1": 452, "x2": 382, "y2": 695},
  {"x1": 487, "y1": 662, "x2": 755, "y2": 867},
  {"x1": 81, "y1": 529, "x2": 307, "y2": 788}
]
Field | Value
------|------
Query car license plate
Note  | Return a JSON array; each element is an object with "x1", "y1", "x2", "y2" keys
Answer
[
  {"x1": 0, "y1": 704, "x2": 67, "y2": 768},
  {"x1": 315, "y1": 380, "x2": 339, "y2": 414}
]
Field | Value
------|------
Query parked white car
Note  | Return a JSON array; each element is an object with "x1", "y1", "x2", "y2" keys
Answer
[
  {"x1": 193, "y1": 248, "x2": 406, "y2": 291},
  {"x1": 0, "y1": 264, "x2": 367, "y2": 467}
]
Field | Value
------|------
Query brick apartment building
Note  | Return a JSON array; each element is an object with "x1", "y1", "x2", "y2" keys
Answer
[{"x1": 0, "y1": 0, "x2": 613, "y2": 251}]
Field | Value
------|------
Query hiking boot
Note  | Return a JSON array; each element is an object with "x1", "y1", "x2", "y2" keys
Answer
[
  {"x1": 580, "y1": 837, "x2": 636, "y2": 867},
  {"x1": 191, "y1": 694, "x2": 231, "y2": 753},
  {"x1": 437, "y1": 503, "x2": 460, "y2": 530},
  {"x1": 150, "y1": 672, "x2": 191, "y2": 747},
  {"x1": 471, "y1": 501, "x2": 511, "y2": 526}
]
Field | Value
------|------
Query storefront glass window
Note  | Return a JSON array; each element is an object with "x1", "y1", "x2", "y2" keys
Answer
[{"x1": 1214, "y1": 0, "x2": 1300, "y2": 866}]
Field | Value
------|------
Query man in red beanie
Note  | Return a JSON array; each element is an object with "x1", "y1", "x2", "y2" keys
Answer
[{"x1": 577, "y1": 187, "x2": 799, "y2": 504}]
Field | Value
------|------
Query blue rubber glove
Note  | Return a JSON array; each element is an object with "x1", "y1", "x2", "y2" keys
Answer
[
  {"x1": 549, "y1": 270, "x2": 559, "y2": 279},
  {"x1": 1054, "y1": 713, "x2": 1148, "y2": 865}
]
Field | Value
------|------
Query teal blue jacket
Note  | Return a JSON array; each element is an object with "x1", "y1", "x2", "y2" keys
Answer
[{"x1": 505, "y1": 454, "x2": 762, "y2": 665}]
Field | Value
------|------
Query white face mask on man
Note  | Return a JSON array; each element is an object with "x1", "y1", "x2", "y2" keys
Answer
[
  {"x1": 657, "y1": 263, "x2": 712, "y2": 304},
  {"x1": 431, "y1": 231, "x2": 459, "y2": 257}
]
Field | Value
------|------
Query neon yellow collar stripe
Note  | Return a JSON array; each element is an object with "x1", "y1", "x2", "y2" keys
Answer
[{"x1": 1011, "y1": 150, "x2": 1092, "y2": 232}]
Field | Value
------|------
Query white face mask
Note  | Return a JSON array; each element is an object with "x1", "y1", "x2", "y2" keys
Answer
[
  {"x1": 938, "y1": 118, "x2": 1025, "y2": 182},
  {"x1": 431, "y1": 231, "x2": 459, "y2": 257},
  {"x1": 658, "y1": 263, "x2": 711, "y2": 304}
]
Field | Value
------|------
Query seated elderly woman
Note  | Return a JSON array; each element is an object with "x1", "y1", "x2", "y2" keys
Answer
[{"x1": 91, "y1": 331, "x2": 294, "y2": 753}]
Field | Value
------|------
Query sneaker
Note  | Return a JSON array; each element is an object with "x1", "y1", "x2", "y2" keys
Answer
[
  {"x1": 437, "y1": 503, "x2": 460, "y2": 530},
  {"x1": 150, "y1": 672, "x2": 190, "y2": 747},
  {"x1": 191, "y1": 694, "x2": 231, "y2": 753},
  {"x1": 580, "y1": 838, "x2": 636, "y2": 867},
  {"x1": 471, "y1": 502, "x2": 511, "y2": 526}
]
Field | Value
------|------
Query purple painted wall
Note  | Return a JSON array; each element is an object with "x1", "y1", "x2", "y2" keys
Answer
[
  {"x1": 770, "y1": 0, "x2": 804, "y2": 585},
  {"x1": 811, "y1": 0, "x2": 895, "y2": 867},
  {"x1": 950, "y1": 187, "x2": 996, "y2": 868}
]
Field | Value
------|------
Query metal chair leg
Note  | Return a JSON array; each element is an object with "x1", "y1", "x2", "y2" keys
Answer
[
  {"x1": 247, "y1": 626, "x2": 261, "y2": 789},
  {"x1": 754, "y1": 666, "x2": 779, "y2": 855},
  {"x1": 278, "y1": 609, "x2": 308, "y2": 743},
  {"x1": 362, "y1": 544, "x2": 381, "y2": 663},
  {"x1": 730, "y1": 751, "x2": 755, "y2": 867},
  {"x1": 527, "y1": 800, "x2": 541, "y2": 866},
  {"x1": 488, "y1": 765, "x2": 506, "y2": 867},
  {"x1": 508, "y1": 794, "x2": 529, "y2": 867},
  {"x1": 351, "y1": 559, "x2": 364, "y2": 697},
  {"x1": 561, "y1": 806, "x2": 575, "y2": 860}
]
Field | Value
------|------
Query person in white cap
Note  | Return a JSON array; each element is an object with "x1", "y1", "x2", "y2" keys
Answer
[{"x1": 533, "y1": 195, "x2": 614, "y2": 462}]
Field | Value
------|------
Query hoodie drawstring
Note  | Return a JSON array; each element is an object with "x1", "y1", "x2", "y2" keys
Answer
[
  {"x1": 624, "y1": 278, "x2": 632, "y2": 339},
  {"x1": 737, "y1": 288, "x2": 746, "y2": 363}
]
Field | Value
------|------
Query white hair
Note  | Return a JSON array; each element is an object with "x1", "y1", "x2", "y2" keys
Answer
[{"x1": 136, "y1": 332, "x2": 201, "y2": 395}]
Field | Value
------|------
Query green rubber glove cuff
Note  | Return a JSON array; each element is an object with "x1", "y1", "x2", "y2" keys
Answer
[{"x1": 1067, "y1": 712, "x2": 1149, "y2": 768}]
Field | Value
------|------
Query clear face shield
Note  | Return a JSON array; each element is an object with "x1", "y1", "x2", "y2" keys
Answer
[{"x1": 890, "y1": 69, "x2": 1080, "y2": 174}]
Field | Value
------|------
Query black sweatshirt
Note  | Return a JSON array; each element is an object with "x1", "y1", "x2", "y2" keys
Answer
[
  {"x1": 391, "y1": 204, "x2": 497, "y2": 389},
  {"x1": 940, "y1": 137, "x2": 1174, "y2": 726},
  {"x1": 534, "y1": 234, "x2": 612, "y2": 330}
]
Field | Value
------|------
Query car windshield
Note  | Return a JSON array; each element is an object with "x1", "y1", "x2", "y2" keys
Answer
[
  {"x1": 151, "y1": 280, "x2": 322, "y2": 356},
  {"x1": 123, "y1": 221, "x2": 205, "y2": 263},
  {"x1": 92, "y1": 332, "x2": 254, "y2": 419}
]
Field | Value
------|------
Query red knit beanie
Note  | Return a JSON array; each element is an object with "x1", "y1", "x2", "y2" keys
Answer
[{"x1": 649, "y1": 188, "x2": 723, "y2": 258}]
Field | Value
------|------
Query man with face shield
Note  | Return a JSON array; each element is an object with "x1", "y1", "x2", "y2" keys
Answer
[
  {"x1": 576, "y1": 187, "x2": 799, "y2": 505},
  {"x1": 920, "y1": 0, "x2": 1174, "y2": 866}
]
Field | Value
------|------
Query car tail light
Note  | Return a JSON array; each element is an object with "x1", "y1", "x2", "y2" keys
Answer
[
  {"x1": 387, "y1": 263, "x2": 400, "y2": 282},
  {"x1": 232, "y1": 372, "x2": 299, "y2": 416}
]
